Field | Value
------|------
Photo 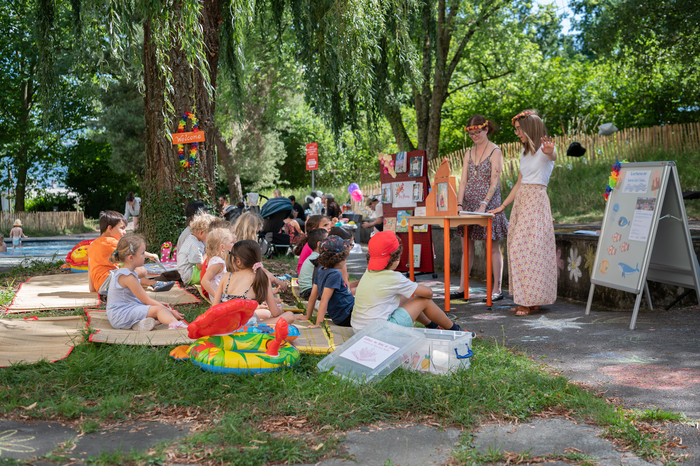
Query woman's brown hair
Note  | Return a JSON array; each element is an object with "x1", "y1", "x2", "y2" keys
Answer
[
  {"x1": 512, "y1": 110, "x2": 547, "y2": 156},
  {"x1": 468, "y1": 115, "x2": 499, "y2": 136},
  {"x1": 293, "y1": 214, "x2": 329, "y2": 255},
  {"x1": 109, "y1": 234, "x2": 146, "y2": 264},
  {"x1": 227, "y1": 240, "x2": 269, "y2": 303}
]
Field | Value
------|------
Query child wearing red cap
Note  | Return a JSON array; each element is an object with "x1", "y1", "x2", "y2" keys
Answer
[
  {"x1": 351, "y1": 231, "x2": 463, "y2": 332},
  {"x1": 301, "y1": 235, "x2": 355, "y2": 328}
]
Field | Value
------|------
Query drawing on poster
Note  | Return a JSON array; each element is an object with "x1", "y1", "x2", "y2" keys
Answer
[
  {"x1": 618, "y1": 262, "x2": 640, "y2": 278},
  {"x1": 396, "y1": 210, "x2": 411, "y2": 233},
  {"x1": 620, "y1": 242, "x2": 629, "y2": 252},
  {"x1": 612, "y1": 232, "x2": 621, "y2": 242},
  {"x1": 599, "y1": 259, "x2": 609, "y2": 274},
  {"x1": 381, "y1": 183, "x2": 392, "y2": 203},
  {"x1": 338, "y1": 336, "x2": 400, "y2": 369},
  {"x1": 618, "y1": 216, "x2": 629, "y2": 227},
  {"x1": 628, "y1": 197, "x2": 656, "y2": 242},
  {"x1": 392, "y1": 181, "x2": 416, "y2": 208},
  {"x1": 437, "y1": 182, "x2": 448, "y2": 211},
  {"x1": 622, "y1": 170, "x2": 651, "y2": 193},
  {"x1": 607, "y1": 246, "x2": 616, "y2": 255},
  {"x1": 609, "y1": 203, "x2": 619, "y2": 222},
  {"x1": 651, "y1": 169, "x2": 661, "y2": 196},
  {"x1": 413, "y1": 244, "x2": 421, "y2": 268}
]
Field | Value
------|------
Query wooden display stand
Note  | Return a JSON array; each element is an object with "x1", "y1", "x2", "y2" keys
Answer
[
  {"x1": 379, "y1": 150, "x2": 434, "y2": 274},
  {"x1": 425, "y1": 159, "x2": 458, "y2": 216}
]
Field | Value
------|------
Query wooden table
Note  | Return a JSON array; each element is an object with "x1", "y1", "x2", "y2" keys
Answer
[{"x1": 407, "y1": 215, "x2": 493, "y2": 311}]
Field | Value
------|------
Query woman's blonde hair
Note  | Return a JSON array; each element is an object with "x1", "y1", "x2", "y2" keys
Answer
[
  {"x1": 232, "y1": 212, "x2": 263, "y2": 242},
  {"x1": 206, "y1": 228, "x2": 234, "y2": 259},
  {"x1": 109, "y1": 234, "x2": 146, "y2": 263},
  {"x1": 512, "y1": 110, "x2": 547, "y2": 156},
  {"x1": 189, "y1": 212, "x2": 216, "y2": 234}
]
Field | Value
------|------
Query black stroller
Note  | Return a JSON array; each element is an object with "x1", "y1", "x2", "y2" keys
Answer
[{"x1": 258, "y1": 197, "x2": 293, "y2": 258}]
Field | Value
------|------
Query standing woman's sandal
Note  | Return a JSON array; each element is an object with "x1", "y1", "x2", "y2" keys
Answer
[{"x1": 515, "y1": 306, "x2": 538, "y2": 316}]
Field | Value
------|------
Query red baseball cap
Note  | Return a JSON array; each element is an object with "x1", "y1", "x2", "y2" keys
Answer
[{"x1": 367, "y1": 231, "x2": 400, "y2": 271}]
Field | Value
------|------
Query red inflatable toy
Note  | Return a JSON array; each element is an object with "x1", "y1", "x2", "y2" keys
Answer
[{"x1": 187, "y1": 298, "x2": 258, "y2": 340}]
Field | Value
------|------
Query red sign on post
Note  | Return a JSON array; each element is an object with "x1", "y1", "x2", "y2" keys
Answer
[{"x1": 306, "y1": 143, "x2": 318, "y2": 170}]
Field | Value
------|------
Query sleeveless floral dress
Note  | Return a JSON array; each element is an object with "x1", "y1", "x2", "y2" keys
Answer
[{"x1": 458, "y1": 148, "x2": 509, "y2": 241}]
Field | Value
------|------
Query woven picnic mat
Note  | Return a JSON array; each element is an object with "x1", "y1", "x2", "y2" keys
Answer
[
  {"x1": 0, "y1": 316, "x2": 83, "y2": 366},
  {"x1": 85, "y1": 310, "x2": 193, "y2": 346},
  {"x1": 292, "y1": 319, "x2": 354, "y2": 354},
  {"x1": 7, "y1": 273, "x2": 100, "y2": 312},
  {"x1": 150, "y1": 283, "x2": 200, "y2": 305}
]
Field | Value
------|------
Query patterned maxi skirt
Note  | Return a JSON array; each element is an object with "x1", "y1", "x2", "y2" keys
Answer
[{"x1": 507, "y1": 184, "x2": 557, "y2": 307}]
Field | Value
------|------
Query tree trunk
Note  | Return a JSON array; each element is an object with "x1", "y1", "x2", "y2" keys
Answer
[
  {"x1": 13, "y1": 160, "x2": 28, "y2": 212},
  {"x1": 14, "y1": 78, "x2": 34, "y2": 212},
  {"x1": 141, "y1": 0, "x2": 222, "y2": 245},
  {"x1": 414, "y1": 0, "x2": 434, "y2": 151},
  {"x1": 213, "y1": 126, "x2": 243, "y2": 203},
  {"x1": 382, "y1": 101, "x2": 416, "y2": 151}
]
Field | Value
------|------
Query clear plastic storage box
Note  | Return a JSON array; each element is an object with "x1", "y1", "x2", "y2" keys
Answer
[
  {"x1": 317, "y1": 321, "x2": 476, "y2": 382},
  {"x1": 400, "y1": 328, "x2": 475, "y2": 375},
  {"x1": 316, "y1": 320, "x2": 425, "y2": 383}
]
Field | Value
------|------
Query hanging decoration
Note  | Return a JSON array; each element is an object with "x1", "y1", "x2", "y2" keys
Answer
[
  {"x1": 171, "y1": 111, "x2": 205, "y2": 168},
  {"x1": 604, "y1": 159, "x2": 627, "y2": 201}
]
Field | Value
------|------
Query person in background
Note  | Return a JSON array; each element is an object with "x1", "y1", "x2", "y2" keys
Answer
[
  {"x1": 177, "y1": 212, "x2": 214, "y2": 286},
  {"x1": 177, "y1": 200, "x2": 210, "y2": 252},
  {"x1": 297, "y1": 228, "x2": 329, "y2": 299},
  {"x1": 125, "y1": 192, "x2": 141, "y2": 230},
  {"x1": 273, "y1": 189, "x2": 282, "y2": 198},
  {"x1": 219, "y1": 195, "x2": 235, "y2": 220},
  {"x1": 9, "y1": 220, "x2": 27, "y2": 248},
  {"x1": 451, "y1": 115, "x2": 508, "y2": 302},
  {"x1": 289, "y1": 195, "x2": 306, "y2": 221},
  {"x1": 295, "y1": 215, "x2": 331, "y2": 275},
  {"x1": 361, "y1": 196, "x2": 383, "y2": 236},
  {"x1": 489, "y1": 110, "x2": 557, "y2": 316},
  {"x1": 323, "y1": 193, "x2": 341, "y2": 222}
]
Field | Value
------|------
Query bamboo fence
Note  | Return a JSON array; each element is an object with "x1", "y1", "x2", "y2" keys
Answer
[
  {"x1": 354, "y1": 122, "x2": 700, "y2": 208},
  {"x1": 0, "y1": 211, "x2": 85, "y2": 233}
]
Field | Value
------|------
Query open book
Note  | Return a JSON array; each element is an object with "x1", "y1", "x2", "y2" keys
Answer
[{"x1": 459, "y1": 211, "x2": 495, "y2": 217}]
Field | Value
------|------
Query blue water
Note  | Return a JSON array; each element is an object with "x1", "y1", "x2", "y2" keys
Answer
[{"x1": 1, "y1": 240, "x2": 79, "y2": 257}]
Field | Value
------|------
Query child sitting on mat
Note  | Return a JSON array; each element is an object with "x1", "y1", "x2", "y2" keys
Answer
[
  {"x1": 301, "y1": 235, "x2": 355, "y2": 328},
  {"x1": 297, "y1": 228, "x2": 328, "y2": 299},
  {"x1": 212, "y1": 240, "x2": 295, "y2": 326},
  {"x1": 328, "y1": 226, "x2": 360, "y2": 294},
  {"x1": 200, "y1": 228, "x2": 235, "y2": 298},
  {"x1": 106, "y1": 234, "x2": 187, "y2": 331},
  {"x1": 88, "y1": 211, "x2": 170, "y2": 295},
  {"x1": 351, "y1": 231, "x2": 463, "y2": 333},
  {"x1": 177, "y1": 212, "x2": 214, "y2": 286}
]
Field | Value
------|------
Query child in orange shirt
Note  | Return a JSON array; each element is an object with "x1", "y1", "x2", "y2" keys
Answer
[{"x1": 88, "y1": 211, "x2": 167, "y2": 295}]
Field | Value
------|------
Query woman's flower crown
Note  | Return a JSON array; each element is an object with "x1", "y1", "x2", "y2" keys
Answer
[
  {"x1": 464, "y1": 121, "x2": 489, "y2": 132},
  {"x1": 511, "y1": 111, "x2": 532, "y2": 125}
]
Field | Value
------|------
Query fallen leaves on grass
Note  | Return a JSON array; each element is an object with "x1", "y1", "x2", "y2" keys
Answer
[{"x1": 258, "y1": 415, "x2": 313, "y2": 435}]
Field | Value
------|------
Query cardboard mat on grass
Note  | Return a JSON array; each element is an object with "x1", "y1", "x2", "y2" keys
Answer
[
  {"x1": 292, "y1": 319, "x2": 354, "y2": 354},
  {"x1": 0, "y1": 316, "x2": 83, "y2": 366},
  {"x1": 7, "y1": 273, "x2": 200, "y2": 313},
  {"x1": 86, "y1": 310, "x2": 193, "y2": 346}
]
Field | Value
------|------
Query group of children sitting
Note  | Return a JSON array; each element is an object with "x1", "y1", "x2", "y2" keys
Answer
[
  {"x1": 86, "y1": 203, "x2": 461, "y2": 335},
  {"x1": 87, "y1": 205, "x2": 293, "y2": 332},
  {"x1": 296, "y1": 215, "x2": 462, "y2": 333}
]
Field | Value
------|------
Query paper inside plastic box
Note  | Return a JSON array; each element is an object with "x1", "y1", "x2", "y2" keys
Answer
[
  {"x1": 317, "y1": 320, "x2": 425, "y2": 384},
  {"x1": 400, "y1": 328, "x2": 475, "y2": 375}
]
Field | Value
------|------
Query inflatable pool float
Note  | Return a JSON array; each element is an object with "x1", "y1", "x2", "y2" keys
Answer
[
  {"x1": 242, "y1": 322, "x2": 300, "y2": 341},
  {"x1": 63, "y1": 239, "x2": 95, "y2": 273},
  {"x1": 170, "y1": 299, "x2": 300, "y2": 374}
]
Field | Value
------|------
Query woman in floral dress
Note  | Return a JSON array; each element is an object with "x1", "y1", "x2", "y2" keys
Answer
[
  {"x1": 489, "y1": 110, "x2": 557, "y2": 315},
  {"x1": 451, "y1": 115, "x2": 509, "y2": 302}
]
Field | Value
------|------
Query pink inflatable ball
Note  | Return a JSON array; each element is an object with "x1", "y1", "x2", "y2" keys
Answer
[
  {"x1": 348, "y1": 183, "x2": 359, "y2": 194},
  {"x1": 351, "y1": 189, "x2": 363, "y2": 202}
]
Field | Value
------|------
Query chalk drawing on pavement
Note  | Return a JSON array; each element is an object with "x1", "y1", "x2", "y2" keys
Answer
[
  {"x1": 521, "y1": 316, "x2": 588, "y2": 331},
  {"x1": 599, "y1": 365, "x2": 700, "y2": 390}
]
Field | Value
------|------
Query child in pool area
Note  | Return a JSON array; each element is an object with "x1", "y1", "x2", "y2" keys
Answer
[
  {"x1": 0, "y1": 234, "x2": 7, "y2": 253},
  {"x1": 106, "y1": 234, "x2": 187, "y2": 331},
  {"x1": 301, "y1": 235, "x2": 355, "y2": 328},
  {"x1": 200, "y1": 228, "x2": 235, "y2": 298},
  {"x1": 9, "y1": 220, "x2": 27, "y2": 248},
  {"x1": 351, "y1": 231, "x2": 463, "y2": 333},
  {"x1": 212, "y1": 240, "x2": 295, "y2": 326}
]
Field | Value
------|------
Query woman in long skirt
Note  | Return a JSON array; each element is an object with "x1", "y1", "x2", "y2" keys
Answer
[
  {"x1": 489, "y1": 110, "x2": 557, "y2": 315},
  {"x1": 451, "y1": 115, "x2": 509, "y2": 302}
]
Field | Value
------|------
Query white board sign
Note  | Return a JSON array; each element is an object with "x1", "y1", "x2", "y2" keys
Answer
[
  {"x1": 338, "y1": 336, "x2": 400, "y2": 369},
  {"x1": 586, "y1": 162, "x2": 700, "y2": 330}
]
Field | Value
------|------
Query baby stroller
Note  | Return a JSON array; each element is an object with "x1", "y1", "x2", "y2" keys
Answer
[{"x1": 258, "y1": 197, "x2": 293, "y2": 258}]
